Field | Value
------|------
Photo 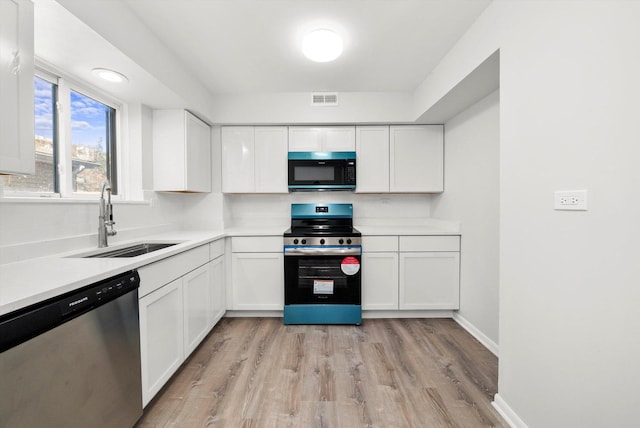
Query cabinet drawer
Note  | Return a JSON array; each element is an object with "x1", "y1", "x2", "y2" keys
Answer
[
  {"x1": 362, "y1": 236, "x2": 398, "y2": 252},
  {"x1": 209, "y1": 239, "x2": 225, "y2": 259},
  {"x1": 138, "y1": 244, "x2": 210, "y2": 297},
  {"x1": 232, "y1": 236, "x2": 282, "y2": 253},
  {"x1": 399, "y1": 235, "x2": 460, "y2": 252}
]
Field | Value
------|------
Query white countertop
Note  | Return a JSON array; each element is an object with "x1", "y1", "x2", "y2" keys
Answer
[
  {"x1": 0, "y1": 230, "x2": 224, "y2": 316},
  {"x1": 356, "y1": 225, "x2": 460, "y2": 236},
  {"x1": 0, "y1": 224, "x2": 459, "y2": 317}
]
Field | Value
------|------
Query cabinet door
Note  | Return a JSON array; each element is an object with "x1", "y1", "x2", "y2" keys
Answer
[
  {"x1": 210, "y1": 255, "x2": 225, "y2": 327},
  {"x1": 288, "y1": 127, "x2": 322, "y2": 151},
  {"x1": 232, "y1": 252, "x2": 284, "y2": 310},
  {"x1": 323, "y1": 126, "x2": 356, "y2": 151},
  {"x1": 222, "y1": 126, "x2": 255, "y2": 192},
  {"x1": 362, "y1": 252, "x2": 399, "y2": 310},
  {"x1": 185, "y1": 112, "x2": 211, "y2": 192},
  {"x1": 183, "y1": 264, "x2": 211, "y2": 356},
  {"x1": 139, "y1": 278, "x2": 183, "y2": 407},
  {"x1": 153, "y1": 110, "x2": 211, "y2": 192},
  {"x1": 0, "y1": 0, "x2": 34, "y2": 175},
  {"x1": 254, "y1": 126, "x2": 288, "y2": 193},
  {"x1": 355, "y1": 126, "x2": 389, "y2": 193},
  {"x1": 390, "y1": 125, "x2": 443, "y2": 193},
  {"x1": 399, "y1": 252, "x2": 460, "y2": 310}
]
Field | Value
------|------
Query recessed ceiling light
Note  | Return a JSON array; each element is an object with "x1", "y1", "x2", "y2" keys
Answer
[
  {"x1": 92, "y1": 68, "x2": 128, "y2": 83},
  {"x1": 302, "y1": 29, "x2": 343, "y2": 62}
]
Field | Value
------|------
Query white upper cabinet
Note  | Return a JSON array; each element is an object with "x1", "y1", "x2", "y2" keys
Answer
[
  {"x1": 221, "y1": 126, "x2": 288, "y2": 193},
  {"x1": 390, "y1": 125, "x2": 444, "y2": 193},
  {"x1": 153, "y1": 110, "x2": 211, "y2": 192},
  {"x1": 288, "y1": 126, "x2": 355, "y2": 152},
  {"x1": 355, "y1": 126, "x2": 390, "y2": 193},
  {"x1": 221, "y1": 127, "x2": 254, "y2": 193},
  {"x1": 254, "y1": 127, "x2": 288, "y2": 192},
  {"x1": 0, "y1": 0, "x2": 34, "y2": 175}
]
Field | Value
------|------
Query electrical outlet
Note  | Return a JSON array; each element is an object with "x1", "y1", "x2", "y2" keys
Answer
[{"x1": 554, "y1": 190, "x2": 588, "y2": 211}]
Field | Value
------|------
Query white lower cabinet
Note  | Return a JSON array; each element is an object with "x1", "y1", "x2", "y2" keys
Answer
[
  {"x1": 138, "y1": 241, "x2": 226, "y2": 407},
  {"x1": 361, "y1": 235, "x2": 460, "y2": 311},
  {"x1": 230, "y1": 236, "x2": 283, "y2": 311},
  {"x1": 183, "y1": 264, "x2": 211, "y2": 356},
  {"x1": 139, "y1": 278, "x2": 183, "y2": 407},
  {"x1": 362, "y1": 252, "x2": 399, "y2": 310},
  {"x1": 210, "y1": 255, "x2": 225, "y2": 326},
  {"x1": 232, "y1": 253, "x2": 284, "y2": 310},
  {"x1": 398, "y1": 236, "x2": 460, "y2": 310},
  {"x1": 399, "y1": 252, "x2": 460, "y2": 310}
]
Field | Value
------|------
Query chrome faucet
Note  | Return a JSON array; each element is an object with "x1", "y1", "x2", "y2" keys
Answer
[{"x1": 98, "y1": 180, "x2": 117, "y2": 247}]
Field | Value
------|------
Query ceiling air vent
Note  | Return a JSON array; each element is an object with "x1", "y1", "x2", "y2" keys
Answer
[{"x1": 311, "y1": 92, "x2": 338, "y2": 106}]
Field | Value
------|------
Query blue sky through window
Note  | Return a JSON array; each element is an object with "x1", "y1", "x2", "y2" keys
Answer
[
  {"x1": 34, "y1": 78, "x2": 112, "y2": 151},
  {"x1": 71, "y1": 90, "x2": 110, "y2": 151},
  {"x1": 34, "y1": 76, "x2": 54, "y2": 140}
]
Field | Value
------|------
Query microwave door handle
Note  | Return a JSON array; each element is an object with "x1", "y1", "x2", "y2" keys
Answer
[{"x1": 284, "y1": 247, "x2": 361, "y2": 256}]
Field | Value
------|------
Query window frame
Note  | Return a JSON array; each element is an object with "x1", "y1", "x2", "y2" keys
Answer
[{"x1": 3, "y1": 64, "x2": 125, "y2": 200}]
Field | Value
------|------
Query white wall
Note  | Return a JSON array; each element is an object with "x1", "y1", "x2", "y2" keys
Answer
[
  {"x1": 431, "y1": 90, "x2": 500, "y2": 353},
  {"x1": 211, "y1": 92, "x2": 414, "y2": 125},
  {"x1": 0, "y1": 194, "x2": 185, "y2": 263},
  {"x1": 419, "y1": 1, "x2": 640, "y2": 426}
]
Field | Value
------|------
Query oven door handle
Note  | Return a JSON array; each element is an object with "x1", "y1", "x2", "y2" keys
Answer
[{"x1": 284, "y1": 247, "x2": 362, "y2": 256}]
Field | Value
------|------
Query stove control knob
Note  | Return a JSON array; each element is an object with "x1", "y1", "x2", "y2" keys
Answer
[
  {"x1": 346, "y1": 239, "x2": 352, "y2": 245},
  {"x1": 293, "y1": 239, "x2": 299, "y2": 245},
  {"x1": 339, "y1": 239, "x2": 344, "y2": 245},
  {"x1": 320, "y1": 239, "x2": 325, "y2": 245},
  {"x1": 301, "y1": 239, "x2": 307, "y2": 245}
]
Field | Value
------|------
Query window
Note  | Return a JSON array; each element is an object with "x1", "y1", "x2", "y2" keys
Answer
[{"x1": 2, "y1": 71, "x2": 119, "y2": 197}]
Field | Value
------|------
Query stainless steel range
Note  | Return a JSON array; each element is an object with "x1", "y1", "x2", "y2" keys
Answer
[{"x1": 283, "y1": 203, "x2": 362, "y2": 325}]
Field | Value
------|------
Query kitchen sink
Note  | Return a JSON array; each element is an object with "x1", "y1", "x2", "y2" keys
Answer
[{"x1": 79, "y1": 242, "x2": 179, "y2": 258}]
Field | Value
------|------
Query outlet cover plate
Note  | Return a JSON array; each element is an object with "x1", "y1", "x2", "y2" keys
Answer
[{"x1": 554, "y1": 190, "x2": 588, "y2": 211}]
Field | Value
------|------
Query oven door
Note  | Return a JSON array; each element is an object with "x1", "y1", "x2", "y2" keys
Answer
[{"x1": 284, "y1": 247, "x2": 361, "y2": 305}]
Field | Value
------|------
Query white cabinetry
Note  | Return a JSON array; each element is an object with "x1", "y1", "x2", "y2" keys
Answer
[
  {"x1": 138, "y1": 242, "x2": 225, "y2": 407},
  {"x1": 139, "y1": 278, "x2": 183, "y2": 406},
  {"x1": 288, "y1": 126, "x2": 355, "y2": 152},
  {"x1": 398, "y1": 236, "x2": 460, "y2": 310},
  {"x1": 355, "y1": 126, "x2": 390, "y2": 193},
  {"x1": 182, "y1": 264, "x2": 211, "y2": 356},
  {"x1": 231, "y1": 236, "x2": 283, "y2": 310},
  {"x1": 361, "y1": 235, "x2": 460, "y2": 311},
  {"x1": 153, "y1": 110, "x2": 211, "y2": 192},
  {"x1": 0, "y1": 0, "x2": 34, "y2": 175},
  {"x1": 209, "y1": 240, "x2": 225, "y2": 325},
  {"x1": 389, "y1": 125, "x2": 443, "y2": 193},
  {"x1": 221, "y1": 126, "x2": 288, "y2": 193},
  {"x1": 361, "y1": 236, "x2": 398, "y2": 310}
]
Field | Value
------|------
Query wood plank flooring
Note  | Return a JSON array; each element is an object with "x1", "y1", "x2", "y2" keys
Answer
[{"x1": 136, "y1": 318, "x2": 507, "y2": 427}]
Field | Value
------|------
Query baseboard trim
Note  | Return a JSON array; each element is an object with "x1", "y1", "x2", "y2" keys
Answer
[
  {"x1": 452, "y1": 312, "x2": 499, "y2": 356},
  {"x1": 492, "y1": 393, "x2": 528, "y2": 428}
]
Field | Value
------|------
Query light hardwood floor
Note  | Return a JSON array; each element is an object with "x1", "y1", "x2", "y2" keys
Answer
[{"x1": 136, "y1": 318, "x2": 507, "y2": 427}]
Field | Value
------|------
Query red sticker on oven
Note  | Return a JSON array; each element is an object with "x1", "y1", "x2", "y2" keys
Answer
[{"x1": 341, "y1": 257, "x2": 360, "y2": 275}]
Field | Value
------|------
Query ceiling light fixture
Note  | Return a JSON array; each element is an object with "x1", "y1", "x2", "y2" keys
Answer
[
  {"x1": 92, "y1": 68, "x2": 129, "y2": 83},
  {"x1": 302, "y1": 29, "x2": 343, "y2": 62}
]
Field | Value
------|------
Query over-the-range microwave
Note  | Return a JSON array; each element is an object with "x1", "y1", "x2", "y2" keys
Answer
[{"x1": 288, "y1": 151, "x2": 356, "y2": 191}]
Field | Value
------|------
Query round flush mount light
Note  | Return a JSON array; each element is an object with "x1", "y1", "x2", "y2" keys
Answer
[
  {"x1": 302, "y1": 29, "x2": 343, "y2": 62},
  {"x1": 92, "y1": 68, "x2": 128, "y2": 83}
]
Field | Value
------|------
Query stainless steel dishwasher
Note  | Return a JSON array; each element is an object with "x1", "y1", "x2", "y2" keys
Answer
[{"x1": 0, "y1": 270, "x2": 143, "y2": 428}]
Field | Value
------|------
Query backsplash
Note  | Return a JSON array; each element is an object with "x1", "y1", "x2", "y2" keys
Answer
[{"x1": 224, "y1": 193, "x2": 435, "y2": 227}]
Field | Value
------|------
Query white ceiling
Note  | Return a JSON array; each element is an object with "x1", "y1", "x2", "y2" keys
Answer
[{"x1": 119, "y1": 0, "x2": 492, "y2": 95}]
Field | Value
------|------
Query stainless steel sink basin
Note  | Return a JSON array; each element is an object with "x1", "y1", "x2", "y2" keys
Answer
[{"x1": 81, "y1": 242, "x2": 178, "y2": 258}]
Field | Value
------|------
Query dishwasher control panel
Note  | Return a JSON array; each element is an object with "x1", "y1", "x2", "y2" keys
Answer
[{"x1": 60, "y1": 271, "x2": 140, "y2": 316}]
